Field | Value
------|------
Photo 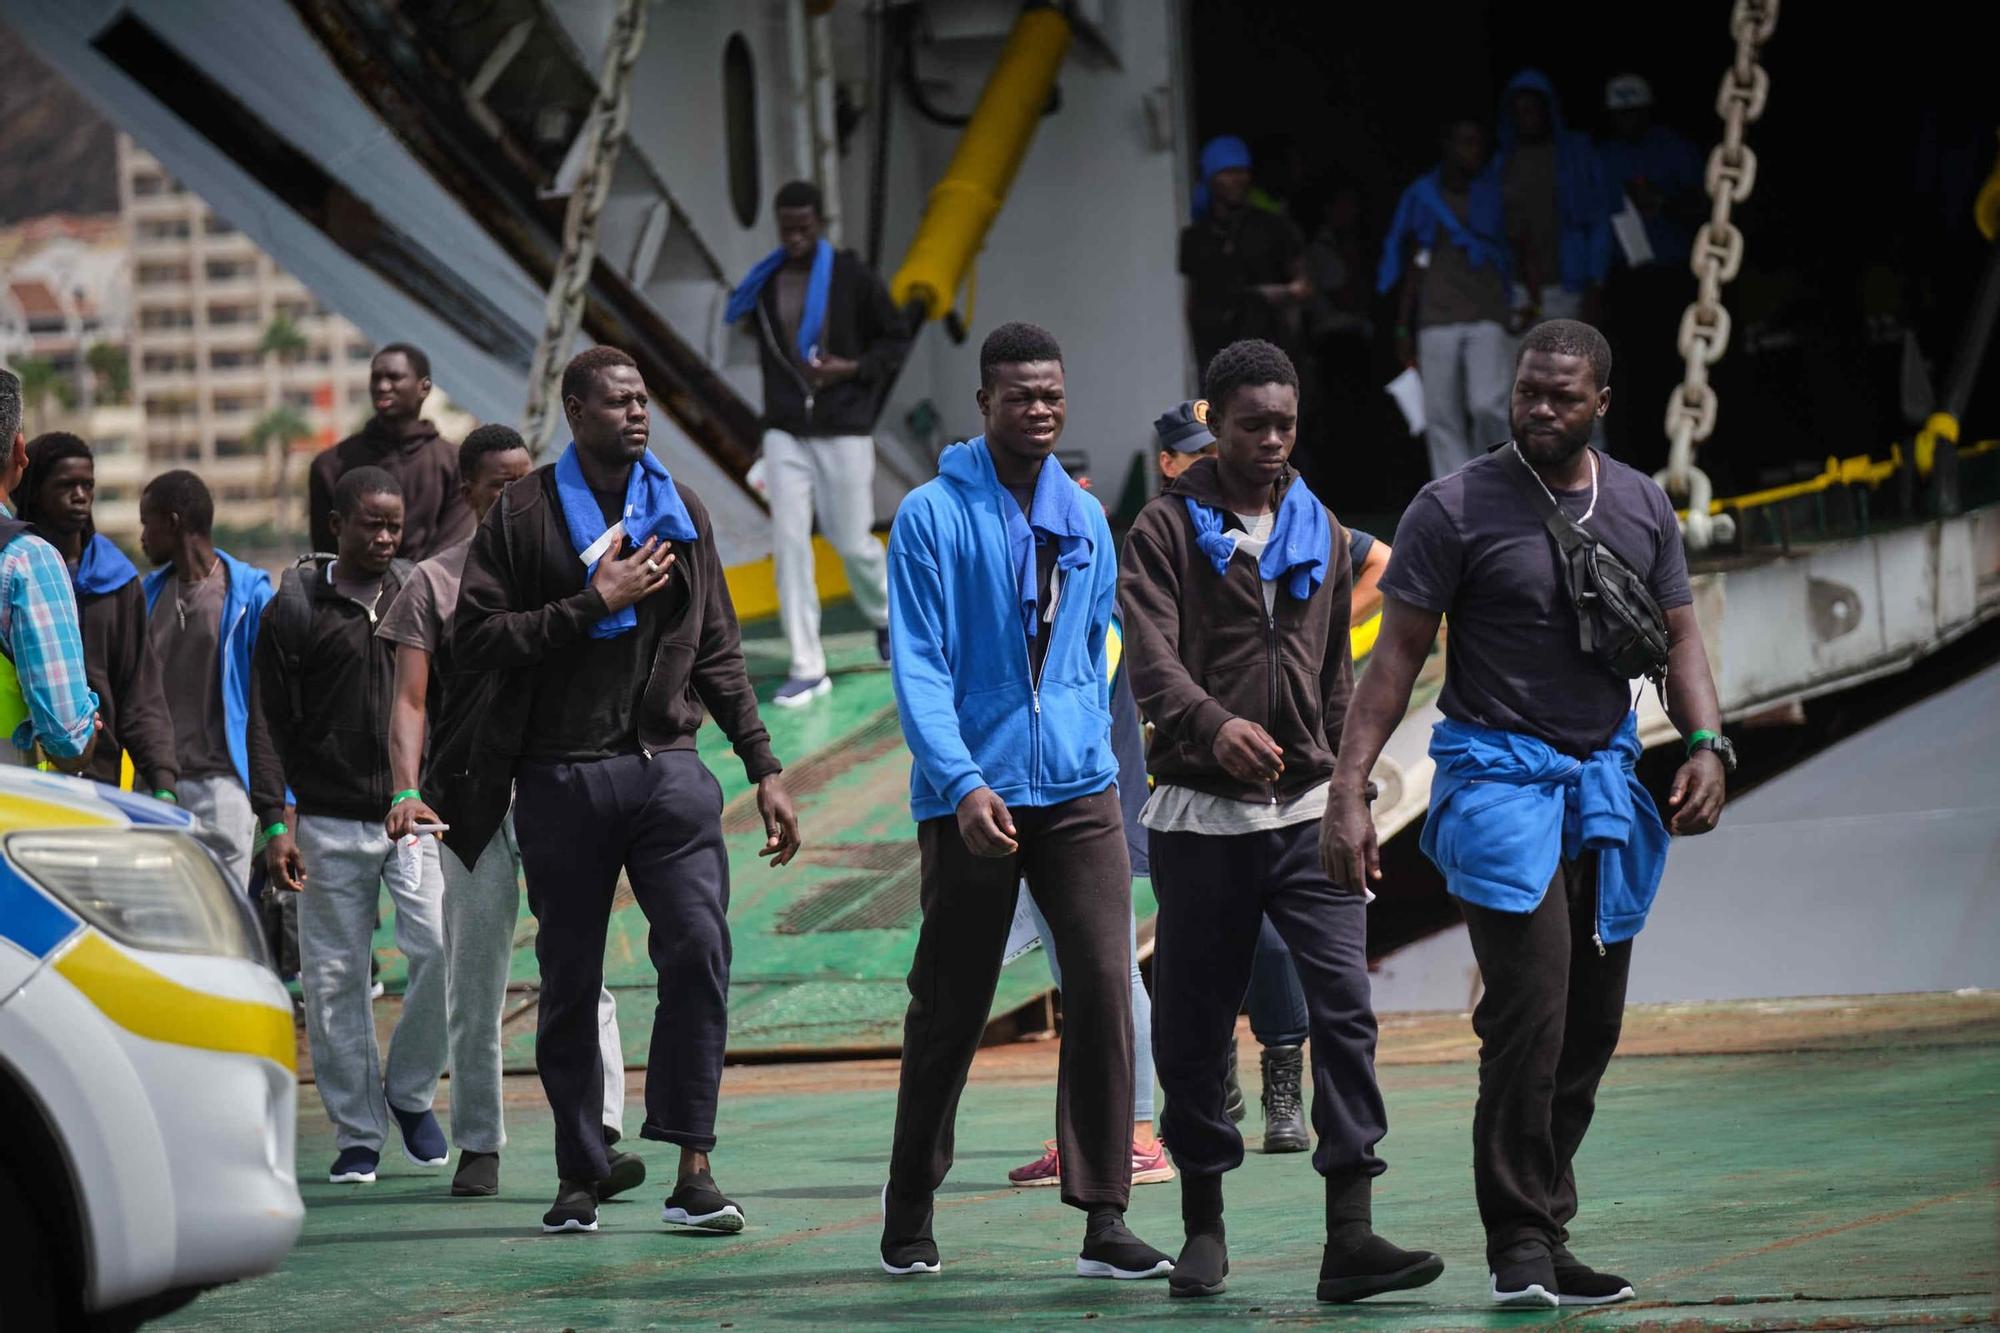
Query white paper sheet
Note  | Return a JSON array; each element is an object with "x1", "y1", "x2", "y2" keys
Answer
[{"x1": 1385, "y1": 366, "x2": 1426, "y2": 436}]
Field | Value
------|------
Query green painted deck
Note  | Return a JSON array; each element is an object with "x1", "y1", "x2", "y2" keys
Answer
[
  {"x1": 365, "y1": 601, "x2": 1415, "y2": 1062},
  {"x1": 166, "y1": 995, "x2": 2000, "y2": 1330}
]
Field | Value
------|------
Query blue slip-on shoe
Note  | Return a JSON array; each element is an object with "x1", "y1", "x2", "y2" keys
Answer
[
  {"x1": 329, "y1": 1146, "x2": 379, "y2": 1183},
  {"x1": 389, "y1": 1101, "x2": 448, "y2": 1168},
  {"x1": 771, "y1": 675, "x2": 832, "y2": 709}
]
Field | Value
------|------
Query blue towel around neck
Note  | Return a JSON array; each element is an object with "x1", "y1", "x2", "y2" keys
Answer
[
  {"x1": 1182, "y1": 475, "x2": 1330, "y2": 601},
  {"x1": 724, "y1": 238, "x2": 834, "y2": 362},
  {"x1": 74, "y1": 532, "x2": 138, "y2": 596},
  {"x1": 553, "y1": 442, "x2": 699, "y2": 639},
  {"x1": 1000, "y1": 450, "x2": 1096, "y2": 641}
]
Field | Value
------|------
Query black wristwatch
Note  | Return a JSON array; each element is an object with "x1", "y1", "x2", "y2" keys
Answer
[{"x1": 1686, "y1": 730, "x2": 1737, "y2": 774}]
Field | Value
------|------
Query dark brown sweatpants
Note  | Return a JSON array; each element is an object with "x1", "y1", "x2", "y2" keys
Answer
[{"x1": 888, "y1": 786, "x2": 1135, "y2": 1212}]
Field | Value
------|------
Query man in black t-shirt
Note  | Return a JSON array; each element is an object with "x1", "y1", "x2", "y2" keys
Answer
[
  {"x1": 1179, "y1": 136, "x2": 1312, "y2": 372},
  {"x1": 1323, "y1": 321, "x2": 1729, "y2": 1310}
]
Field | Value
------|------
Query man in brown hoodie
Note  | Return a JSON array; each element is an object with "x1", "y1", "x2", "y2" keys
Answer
[
  {"x1": 1118, "y1": 338, "x2": 1440, "y2": 1305},
  {"x1": 309, "y1": 342, "x2": 469, "y2": 559}
]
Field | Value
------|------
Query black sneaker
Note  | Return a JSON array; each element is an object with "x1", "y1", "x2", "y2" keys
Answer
[
  {"x1": 1169, "y1": 1231, "x2": 1227, "y2": 1298},
  {"x1": 1552, "y1": 1247, "x2": 1635, "y2": 1306},
  {"x1": 596, "y1": 1149, "x2": 646, "y2": 1202},
  {"x1": 879, "y1": 1183, "x2": 941, "y2": 1275},
  {"x1": 661, "y1": 1169, "x2": 745, "y2": 1232},
  {"x1": 1076, "y1": 1214, "x2": 1173, "y2": 1280},
  {"x1": 1490, "y1": 1243, "x2": 1560, "y2": 1308},
  {"x1": 1317, "y1": 1232, "x2": 1445, "y2": 1303},
  {"x1": 542, "y1": 1179, "x2": 598, "y2": 1233},
  {"x1": 451, "y1": 1150, "x2": 500, "y2": 1197}
]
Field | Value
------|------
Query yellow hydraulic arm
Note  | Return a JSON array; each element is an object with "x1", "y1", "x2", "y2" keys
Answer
[{"x1": 889, "y1": 4, "x2": 1072, "y2": 324}]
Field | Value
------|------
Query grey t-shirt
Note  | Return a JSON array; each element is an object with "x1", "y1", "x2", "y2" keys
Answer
[
  {"x1": 1380, "y1": 445, "x2": 1692, "y2": 757},
  {"x1": 376, "y1": 536, "x2": 470, "y2": 657},
  {"x1": 147, "y1": 562, "x2": 235, "y2": 781},
  {"x1": 1418, "y1": 184, "x2": 1511, "y2": 328}
]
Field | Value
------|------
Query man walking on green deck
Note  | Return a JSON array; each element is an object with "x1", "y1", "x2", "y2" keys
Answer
[
  {"x1": 1118, "y1": 341, "x2": 1442, "y2": 1303},
  {"x1": 1324, "y1": 320, "x2": 1729, "y2": 1308},
  {"x1": 878, "y1": 322, "x2": 1172, "y2": 1283}
]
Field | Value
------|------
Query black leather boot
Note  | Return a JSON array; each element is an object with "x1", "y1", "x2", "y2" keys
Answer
[{"x1": 1260, "y1": 1045, "x2": 1309, "y2": 1152}]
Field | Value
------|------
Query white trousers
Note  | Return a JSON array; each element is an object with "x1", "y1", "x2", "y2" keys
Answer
[
  {"x1": 763, "y1": 428, "x2": 891, "y2": 681},
  {"x1": 1417, "y1": 319, "x2": 1515, "y2": 480}
]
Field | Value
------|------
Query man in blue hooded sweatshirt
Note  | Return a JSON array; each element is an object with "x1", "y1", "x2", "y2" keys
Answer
[
  {"x1": 1323, "y1": 320, "x2": 1729, "y2": 1309},
  {"x1": 138, "y1": 471, "x2": 276, "y2": 888},
  {"x1": 1499, "y1": 70, "x2": 1612, "y2": 326},
  {"x1": 879, "y1": 322, "x2": 1172, "y2": 1284}
]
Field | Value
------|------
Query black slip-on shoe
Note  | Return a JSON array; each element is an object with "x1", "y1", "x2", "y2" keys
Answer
[
  {"x1": 879, "y1": 1183, "x2": 941, "y2": 1275},
  {"x1": 661, "y1": 1169, "x2": 745, "y2": 1232},
  {"x1": 542, "y1": 1179, "x2": 598, "y2": 1233},
  {"x1": 451, "y1": 1150, "x2": 499, "y2": 1197}
]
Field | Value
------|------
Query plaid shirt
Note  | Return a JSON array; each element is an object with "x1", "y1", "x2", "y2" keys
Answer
[{"x1": 1, "y1": 523, "x2": 101, "y2": 759}]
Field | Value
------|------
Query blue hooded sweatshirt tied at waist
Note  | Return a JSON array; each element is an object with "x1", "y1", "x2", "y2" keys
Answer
[
  {"x1": 1418, "y1": 712, "x2": 1669, "y2": 945},
  {"x1": 1375, "y1": 166, "x2": 1512, "y2": 297},
  {"x1": 142, "y1": 549, "x2": 274, "y2": 790},
  {"x1": 887, "y1": 437, "x2": 1118, "y2": 821},
  {"x1": 1498, "y1": 68, "x2": 1612, "y2": 295}
]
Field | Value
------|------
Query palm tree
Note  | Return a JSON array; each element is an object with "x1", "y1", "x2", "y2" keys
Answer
[
  {"x1": 258, "y1": 313, "x2": 308, "y2": 363},
  {"x1": 85, "y1": 343, "x2": 131, "y2": 404},
  {"x1": 250, "y1": 405, "x2": 315, "y2": 536}
]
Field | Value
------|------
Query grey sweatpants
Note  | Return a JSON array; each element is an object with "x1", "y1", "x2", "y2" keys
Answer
[
  {"x1": 443, "y1": 812, "x2": 625, "y2": 1153},
  {"x1": 179, "y1": 773, "x2": 255, "y2": 892},
  {"x1": 297, "y1": 815, "x2": 448, "y2": 1153}
]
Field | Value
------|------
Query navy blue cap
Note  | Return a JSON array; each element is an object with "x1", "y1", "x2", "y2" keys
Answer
[{"x1": 1155, "y1": 400, "x2": 1217, "y2": 454}]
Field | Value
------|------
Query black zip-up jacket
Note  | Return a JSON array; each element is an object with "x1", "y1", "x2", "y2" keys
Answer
[
  {"x1": 248, "y1": 559, "x2": 409, "y2": 825},
  {"x1": 430, "y1": 466, "x2": 781, "y2": 867},
  {"x1": 1117, "y1": 459, "x2": 1354, "y2": 804},
  {"x1": 77, "y1": 577, "x2": 178, "y2": 793},
  {"x1": 754, "y1": 247, "x2": 910, "y2": 437}
]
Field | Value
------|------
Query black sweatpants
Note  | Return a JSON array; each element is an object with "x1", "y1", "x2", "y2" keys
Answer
[
  {"x1": 1460, "y1": 853, "x2": 1631, "y2": 1263},
  {"x1": 1151, "y1": 820, "x2": 1387, "y2": 1181},
  {"x1": 515, "y1": 750, "x2": 731, "y2": 1183},
  {"x1": 889, "y1": 786, "x2": 1134, "y2": 1212}
]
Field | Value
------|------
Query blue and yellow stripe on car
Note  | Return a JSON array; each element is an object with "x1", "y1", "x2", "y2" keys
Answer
[{"x1": 0, "y1": 785, "x2": 295, "y2": 1071}]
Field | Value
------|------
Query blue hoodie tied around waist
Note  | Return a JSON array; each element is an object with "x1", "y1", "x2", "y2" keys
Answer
[
  {"x1": 1497, "y1": 68, "x2": 1612, "y2": 295},
  {"x1": 1375, "y1": 166, "x2": 1512, "y2": 297},
  {"x1": 1182, "y1": 474, "x2": 1330, "y2": 601},
  {"x1": 553, "y1": 442, "x2": 698, "y2": 639},
  {"x1": 141, "y1": 549, "x2": 275, "y2": 790},
  {"x1": 887, "y1": 437, "x2": 1119, "y2": 821},
  {"x1": 1418, "y1": 712, "x2": 1669, "y2": 945},
  {"x1": 724, "y1": 237, "x2": 834, "y2": 361}
]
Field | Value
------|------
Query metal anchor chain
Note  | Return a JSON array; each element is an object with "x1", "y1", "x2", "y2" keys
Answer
[
  {"x1": 1659, "y1": 0, "x2": 1778, "y2": 549},
  {"x1": 521, "y1": 0, "x2": 650, "y2": 456}
]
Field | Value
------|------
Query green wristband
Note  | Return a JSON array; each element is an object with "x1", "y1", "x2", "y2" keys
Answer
[
  {"x1": 263, "y1": 820, "x2": 288, "y2": 840},
  {"x1": 1685, "y1": 729, "x2": 1718, "y2": 756},
  {"x1": 390, "y1": 789, "x2": 422, "y2": 807},
  {"x1": 152, "y1": 790, "x2": 177, "y2": 804}
]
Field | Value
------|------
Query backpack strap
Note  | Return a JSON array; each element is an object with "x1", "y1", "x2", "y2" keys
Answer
[{"x1": 271, "y1": 556, "x2": 323, "y2": 725}]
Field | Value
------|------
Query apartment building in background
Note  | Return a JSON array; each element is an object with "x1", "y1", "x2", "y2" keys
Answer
[
  {"x1": 0, "y1": 212, "x2": 144, "y2": 526},
  {"x1": 121, "y1": 134, "x2": 425, "y2": 539}
]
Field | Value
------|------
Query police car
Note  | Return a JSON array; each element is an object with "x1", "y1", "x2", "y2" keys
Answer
[{"x1": 0, "y1": 767, "x2": 301, "y2": 1328}]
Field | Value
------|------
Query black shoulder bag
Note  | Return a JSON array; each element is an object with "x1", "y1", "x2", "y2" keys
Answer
[{"x1": 1510, "y1": 447, "x2": 1672, "y2": 686}]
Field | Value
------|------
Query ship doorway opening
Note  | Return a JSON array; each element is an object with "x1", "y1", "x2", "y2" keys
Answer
[{"x1": 1182, "y1": 1, "x2": 1999, "y2": 528}]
